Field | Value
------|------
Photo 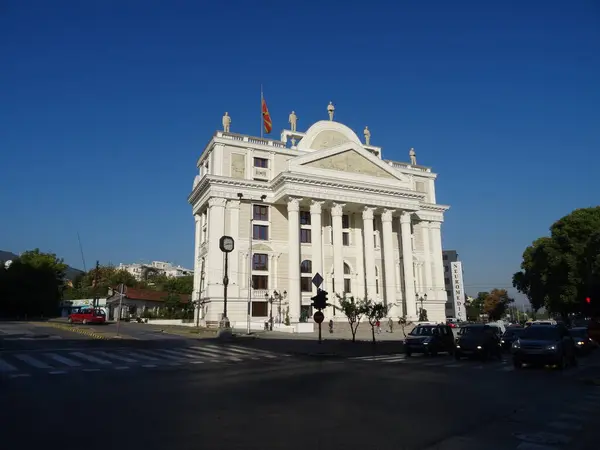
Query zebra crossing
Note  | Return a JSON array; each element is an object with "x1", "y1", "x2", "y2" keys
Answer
[
  {"x1": 348, "y1": 353, "x2": 520, "y2": 372},
  {"x1": 0, "y1": 344, "x2": 289, "y2": 378}
]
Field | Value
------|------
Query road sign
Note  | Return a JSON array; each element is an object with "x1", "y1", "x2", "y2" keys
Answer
[
  {"x1": 313, "y1": 311, "x2": 324, "y2": 324},
  {"x1": 312, "y1": 273, "x2": 323, "y2": 288}
]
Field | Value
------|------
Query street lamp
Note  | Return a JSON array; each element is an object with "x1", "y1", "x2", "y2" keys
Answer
[
  {"x1": 265, "y1": 292, "x2": 273, "y2": 330},
  {"x1": 272, "y1": 290, "x2": 287, "y2": 324},
  {"x1": 238, "y1": 192, "x2": 267, "y2": 335},
  {"x1": 416, "y1": 293, "x2": 427, "y2": 319}
]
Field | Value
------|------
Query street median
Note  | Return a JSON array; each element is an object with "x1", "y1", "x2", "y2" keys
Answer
[{"x1": 43, "y1": 322, "x2": 125, "y2": 340}]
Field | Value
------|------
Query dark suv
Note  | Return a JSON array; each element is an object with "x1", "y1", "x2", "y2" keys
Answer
[
  {"x1": 512, "y1": 324, "x2": 577, "y2": 369},
  {"x1": 404, "y1": 324, "x2": 455, "y2": 356},
  {"x1": 455, "y1": 324, "x2": 502, "y2": 360}
]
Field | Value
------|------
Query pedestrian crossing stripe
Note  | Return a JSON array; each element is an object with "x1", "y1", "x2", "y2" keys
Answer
[{"x1": 0, "y1": 345, "x2": 289, "y2": 375}]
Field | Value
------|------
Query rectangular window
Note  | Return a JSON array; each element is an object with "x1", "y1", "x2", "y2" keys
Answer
[
  {"x1": 301, "y1": 277, "x2": 312, "y2": 292},
  {"x1": 344, "y1": 279, "x2": 351, "y2": 293},
  {"x1": 444, "y1": 277, "x2": 450, "y2": 285},
  {"x1": 443, "y1": 254, "x2": 448, "y2": 260},
  {"x1": 300, "y1": 228, "x2": 312, "y2": 243},
  {"x1": 253, "y1": 157, "x2": 268, "y2": 168},
  {"x1": 252, "y1": 275, "x2": 268, "y2": 290},
  {"x1": 253, "y1": 254, "x2": 268, "y2": 271},
  {"x1": 251, "y1": 301, "x2": 268, "y2": 317},
  {"x1": 253, "y1": 225, "x2": 269, "y2": 240},
  {"x1": 342, "y1": 214, "x2": 350, "y2": 229},
  {"x1": 253, "y1": 205, "x2": 269, "y2": 221},
  {"x1": 300, "y1": 211, "x2": 311, "y2": 225},
  {"x1": 342, "y1": 232, "x2": 350, "y2": 246}
]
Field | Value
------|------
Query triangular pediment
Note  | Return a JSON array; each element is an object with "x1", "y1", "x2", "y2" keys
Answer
[{"x1": 290, "y1": 142, "x2": 408, "y2": 183}]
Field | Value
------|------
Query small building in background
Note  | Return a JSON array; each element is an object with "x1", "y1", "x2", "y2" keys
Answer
[{"x1": 442, "y1": 250, "x2": 467, "y2": 321}]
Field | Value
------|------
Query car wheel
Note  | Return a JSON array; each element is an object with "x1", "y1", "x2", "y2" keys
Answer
[
  {"x1": 430, "y1": 349, "x2": 438, "y2": 356},
  {"x1": 82, "y1": 319, "x2": 88, "y2": 325},
  {"x1": 405, "y1": 350, "x2": 412, "y2": 357},
  {"x1": 67, "y1": 318, "x2": 73, "y2": 324}
]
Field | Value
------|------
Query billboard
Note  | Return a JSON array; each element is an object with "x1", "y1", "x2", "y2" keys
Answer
[{"x1": 450, "y1": 262, "x2": 467, "y2": 321}]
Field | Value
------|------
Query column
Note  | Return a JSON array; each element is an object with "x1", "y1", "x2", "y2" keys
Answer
[
  {"x1": 363, "y1": 207, "x2": 376, "y2": 299},
  {"x1": 310, "y1": 201, "x2": 325, "y2": 288},
  {"x1": 193, "y1": 214, "x2": 202, "y2": 299},
  {"x1": 287, "y1": 197, "x2": 302, "y2": 323},
  {"x1": 400, "y1": 211, "x2": 417, "y2": 319},
  {"x1": 207, "y1": 198, "x2": 227, "y2": 288},
  {"x1": 228, "y1": 200, "x2": 240, "y2": 287},
  {"x1": 429, "y1": 222, "x2": 446, "y2": 293},
  {"x1": 354, "y1": 215, "x2": 365, "y2": 298},
  {"x1": 421, "y1": 221, "x2": 433, "y2": 294},
  {"x1": 331, "y1": 203, "x2": 345, "y2": 300},
  {"x1": 381, "y1": 209, "x2": 397, "y2": 314}
]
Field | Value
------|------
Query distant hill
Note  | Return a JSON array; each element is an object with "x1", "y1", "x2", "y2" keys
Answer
[{"x1": 0, "y1": 249, "x2": 84, "y2": 280}]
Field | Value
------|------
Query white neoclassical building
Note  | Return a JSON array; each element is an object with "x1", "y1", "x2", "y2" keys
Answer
[{"x1": 188, "y1": 106, "x2": 450, "y2": 328}]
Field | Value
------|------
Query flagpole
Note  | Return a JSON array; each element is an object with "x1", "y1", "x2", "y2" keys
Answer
[{"x1": 260, "y1": 84, "x2": 264, "y2": 139}]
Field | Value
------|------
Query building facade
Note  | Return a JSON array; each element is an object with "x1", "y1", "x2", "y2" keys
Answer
[
  {"x1": 442, "y1": 250, "x2": 467, "y2": 319},
  {"x1": 189, "y1": 110, "x2": 450, "y2": 327}
]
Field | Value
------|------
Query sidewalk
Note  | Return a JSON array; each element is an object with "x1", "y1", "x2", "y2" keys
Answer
[{"x1": 231, "y1": 322, "x2": 414, "y2": 357}]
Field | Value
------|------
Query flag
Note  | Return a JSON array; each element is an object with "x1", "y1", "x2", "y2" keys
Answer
[{"x1": 261, "y1": 96, "x2": 272, "y2": 134}]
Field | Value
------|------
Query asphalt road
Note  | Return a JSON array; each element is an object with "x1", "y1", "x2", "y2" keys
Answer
[{"x1": 2, "y1": 327, "x2": 599, "y2": 450}]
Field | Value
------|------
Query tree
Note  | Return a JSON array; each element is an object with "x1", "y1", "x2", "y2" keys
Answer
[
  {"x1": 483, "y1": 289, "x2": 514, "y2": 321},
  {"x1": 513, "y1": 207, "x2": 600, "y2": 319},
  {"x1": 336, "y1": 294, "x2": 365, "y2": 342},
  {"x1": 363, "y1": 299, "x2": 388, "y2": 343},
  {"x1": 0, "y1": 249, "x2": 68, "y2": 317}
]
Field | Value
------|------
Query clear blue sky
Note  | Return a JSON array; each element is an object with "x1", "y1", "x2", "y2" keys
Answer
[{"x1": 1, "y1": 0, "x2": 599, "y2": 302}]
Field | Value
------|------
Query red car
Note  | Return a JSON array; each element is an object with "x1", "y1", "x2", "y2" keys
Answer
[{"x1": 68, "y1": 307, "x2": 106, "y2": 324}]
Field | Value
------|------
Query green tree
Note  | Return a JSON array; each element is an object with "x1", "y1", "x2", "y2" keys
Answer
[
  {"x1": 336, "y1": 293, "x2": 365, "y2": 342},
  {"x1": 483, "y1": 289, "x2": 514, "y2": 321},
  {"x1": 363, "y1": 299, "x2": 388, "y2": 343},
  {"x1": 0, "y1": 249, "x2": 68, "y2": 317},
  {"x1": 513, "y1": 207, "x2": 600, "y2": 319}
]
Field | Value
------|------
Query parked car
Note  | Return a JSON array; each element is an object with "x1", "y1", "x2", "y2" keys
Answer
[
  {"x1": 501, "y1": 327, "x2": 525, "y2": 351},
  {"x1": 68, "y1": 307, "x2": 106, "y2": 324},
  {"x1": 403, "y1": 324, "x2": 455, "y2": 356},
  {"x1": 512, "y1": 324, "x2": 576, "y2": 369},
  {"x1": 455, "y1": 324, "x2": 502, "y2": 360},
  {"x1": 569, "y1": 327, "x2": 597, "y2": 355}
]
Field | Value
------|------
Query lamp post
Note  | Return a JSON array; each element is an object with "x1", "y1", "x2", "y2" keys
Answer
[
  {"x1": 238, "y1": 192, "x2": 267, "y2": 335},
  {"x1": 273, "y1": 290, "x2": 286, "y2": 324},
  {"x1": 265, "y1": 292, "x2": 273, "y2": 331},
  {"x1": 219, "y1": 235, "x2": 235, "y2": 329},
  {"x1": 415, "y1": 293, "x2": 427, "y2": 320}
]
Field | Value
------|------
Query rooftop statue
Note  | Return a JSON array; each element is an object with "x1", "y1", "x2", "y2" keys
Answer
[
  {"x1": 222, "y1": 112, "x2": 231, "y2": 132},
  {"x1": 327, "y1": 101, "x2": 335, "y2": 121}
]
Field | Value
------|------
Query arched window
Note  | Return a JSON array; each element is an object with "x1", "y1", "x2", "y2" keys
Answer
[
  {"x1": 300, "y1": 260, "x2": 312, "y2": 292},
  {"x1": 343, "y1": 263, "x2": 352, "y2": 293}
]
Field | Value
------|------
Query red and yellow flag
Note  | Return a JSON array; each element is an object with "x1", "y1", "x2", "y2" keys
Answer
[{"x1": 262, "y1": 97, "x2": 272, "y2": 134}]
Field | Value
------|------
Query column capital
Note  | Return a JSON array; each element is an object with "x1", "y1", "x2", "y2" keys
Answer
[
  {"x1": 400, "y1": 211, "x2": 413, "y2": 224},
  {"x1": 381, "y1": 209, "x2": 395, "y2": 223},
  {"x1": 331, "y1": 203, "x2": 346, "y2": 217},
  {"x1": 362, "y1": 206, "x2": 375, "y2": 221},
  {"x1": 208, "y1": 197, "x2": 227, "y2": 208},
  {"x1": 227, "y1": 200, "x2": 241, "y2": 209},
  {"x1": 287, "y1": 197, "x2": 302, "y2": 212},
  {"x1": 194, "y1": 213, "x2": 201, "y2": 222},
  {"x1": 420, "y1": 220, "x2": 431, "y2": 229},
  {"x1": 429, "y1": 221, "x2": 442, "y2": 230},
  {"x1": 310, "y1": 200, "x2": 325, "y2": 215}
]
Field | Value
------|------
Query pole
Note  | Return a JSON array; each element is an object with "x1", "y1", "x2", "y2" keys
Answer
[
  {"x1": 116, "y1": 284, "x2": 124, "y2": 337},
  {"x1": 77, "y1": 232, "x2": 87, "y2": 272},
  {"x1": 93, "y1": 260, "x2": 100, "y2": 308},
  {"x1": 260, "y1": 85, "x2": 263, "y2": 139},
  {"x1": 222, "y1": 253, "x2": 229, "y2": 326},
  {"x1": 247, "y1": 218, "x2": 253, "y2": 334},
  {"x1": 318, "y1": 321, "x2": 322, "y2": 344}
]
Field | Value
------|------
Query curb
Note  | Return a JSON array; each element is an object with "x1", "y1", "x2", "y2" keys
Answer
[
  {"x1": 154, "y1": 328, "x2": 218, "y2": 339},
  {"x1": 46, "y1": 323, "x2": 113, "y2": 340}
]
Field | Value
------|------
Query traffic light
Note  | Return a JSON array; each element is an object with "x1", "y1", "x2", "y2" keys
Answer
[{"x1": 311, "y1": 289, "x2": 329, "y2": 310}]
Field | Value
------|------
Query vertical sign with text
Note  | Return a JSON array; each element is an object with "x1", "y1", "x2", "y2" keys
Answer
[{"x1": 450, "y1": 262, "x2": 467, "y2": 321}]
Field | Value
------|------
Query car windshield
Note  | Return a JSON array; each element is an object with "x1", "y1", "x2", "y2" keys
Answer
[
  {"x1": 569, "y1": 328, "x2": 587, "y2": 338},
  {"x1": 458, "y1": 326, "x2": 485, "y2": 335},
  {"x1": 503, "y1": 328, "x2": 524, "y2": 338},
  {"x1": 94, "y1": 309, "x2": 105, "y2": 315},
  {"x1": 410, "y1": 326, "x2": 436, "y2": 336},
  {"x1": 521, "y1": 326, "x2": 560, "y2": 340}
]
